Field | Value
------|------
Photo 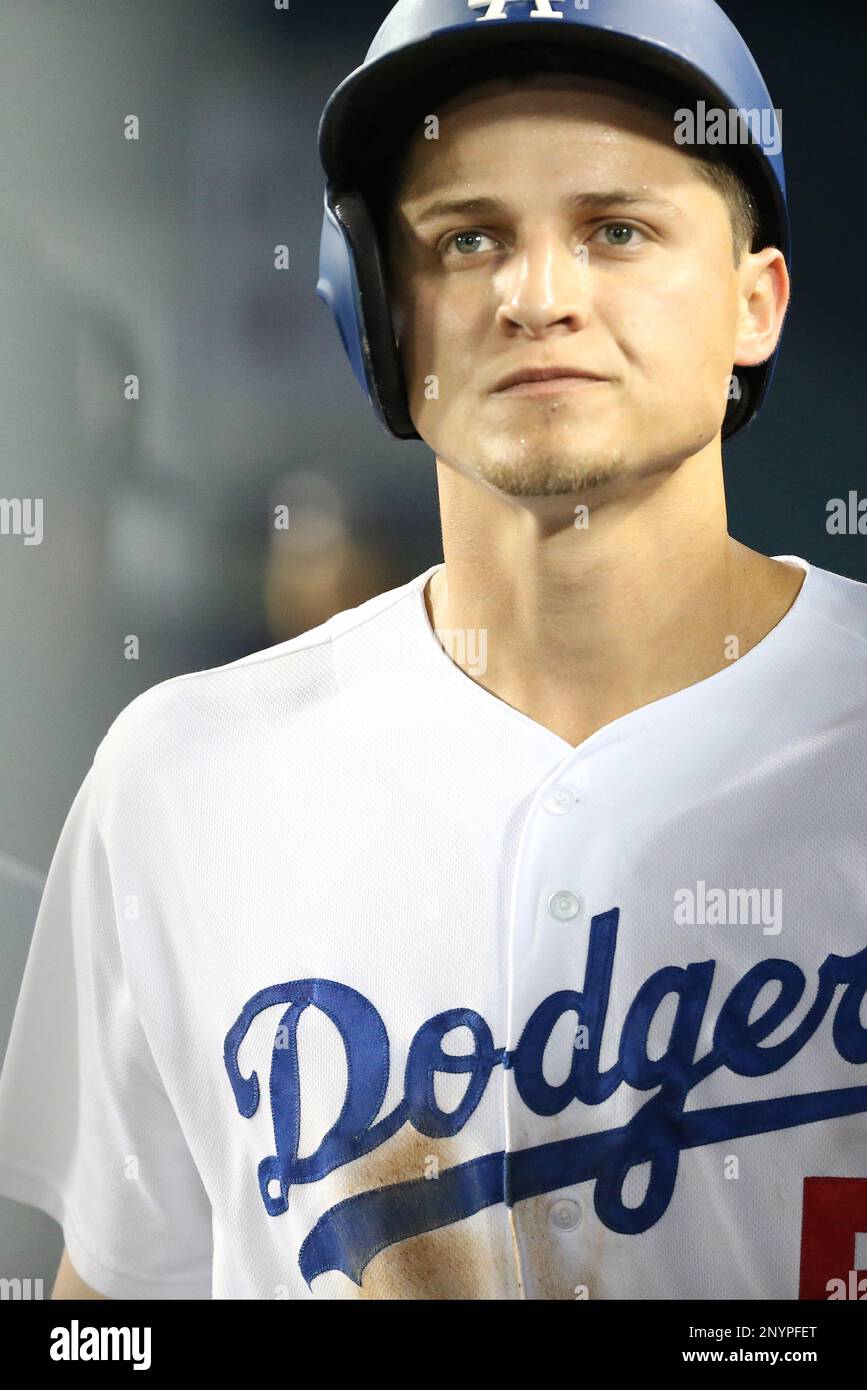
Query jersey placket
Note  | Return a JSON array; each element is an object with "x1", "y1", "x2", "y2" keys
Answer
[{"x1": 502, "y1": 747, "x2": 599, "y2": 1300}]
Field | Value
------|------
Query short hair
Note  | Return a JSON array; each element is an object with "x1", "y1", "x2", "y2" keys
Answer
[{"x1": 366, "y1": 78, "x2": 763, "y2": 270}]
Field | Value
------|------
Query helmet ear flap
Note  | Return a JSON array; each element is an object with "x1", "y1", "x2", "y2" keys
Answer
[
  {"x1": 326, "y1": 190, "x2": 420, "y2": 442},
  {"x1": 723, "y1": 367, "x2": 752, "y2": 440}
]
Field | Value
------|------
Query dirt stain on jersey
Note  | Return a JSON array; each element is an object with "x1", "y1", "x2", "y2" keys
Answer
[
  {"x1": 508, "y1": 1190, "x2": 601, "y2": 1301},
  {"x1": 336, "y1": 1126, "x2": 520, "y2": 1299},
  {"x1": 331, "y1": 1126, "x2": 603, "y2": 1299}
]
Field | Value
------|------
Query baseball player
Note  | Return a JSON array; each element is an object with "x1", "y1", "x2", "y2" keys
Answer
[{"x1": 1, "y1": 0, "x2": 866, "y2": 1303}]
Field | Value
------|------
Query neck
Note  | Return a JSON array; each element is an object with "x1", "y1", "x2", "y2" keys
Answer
[{"x1": 424, "y1": 444, "x2": 804, "y2": 747}]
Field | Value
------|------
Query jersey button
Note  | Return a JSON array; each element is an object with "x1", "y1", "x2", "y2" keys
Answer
[
  {"x1": 543, "y1": 785, "x2": 576, "y2": 815},
  {"x1": 548, "y1": 890, "x2": 583, "y2": 921},
  {"x1": 548, "y1": 1198, "x2": 583, "y2": 1232}
]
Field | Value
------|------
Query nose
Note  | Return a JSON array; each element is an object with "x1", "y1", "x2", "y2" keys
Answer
[{"x1": 494, "y1": 229, "x2": 591, "y2": 337}]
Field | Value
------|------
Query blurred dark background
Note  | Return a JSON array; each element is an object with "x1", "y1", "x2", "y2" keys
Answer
[{"x1": 0, "y1": 0, "x2": 864, "y2": 879}]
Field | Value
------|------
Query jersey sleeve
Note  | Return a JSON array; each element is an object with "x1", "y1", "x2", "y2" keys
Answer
[{"x1": 0, "y1": 762, "x2": 213, "y2": 1299}]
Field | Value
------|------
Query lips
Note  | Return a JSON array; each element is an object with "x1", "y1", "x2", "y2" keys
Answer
[{"x1": 492, "y1": 365, "x2": 605, "y2": 393}]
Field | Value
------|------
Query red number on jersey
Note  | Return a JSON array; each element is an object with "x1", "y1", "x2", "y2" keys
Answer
[{"x1": 799, "y1": 1177, "x2": 867, "y2": 1299}]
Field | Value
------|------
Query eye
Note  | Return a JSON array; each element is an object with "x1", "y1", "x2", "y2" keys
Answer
[
  {"x1": 592, "y1": 222, "x2": 648, "y2": 248},
  {"x1": 440, "y1": 229, "x2": 499, "y2": 257}
]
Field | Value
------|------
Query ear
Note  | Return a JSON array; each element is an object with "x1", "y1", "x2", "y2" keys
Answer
[{"x1": 733, "y1": 247, "x2": 790, "y2": 368}]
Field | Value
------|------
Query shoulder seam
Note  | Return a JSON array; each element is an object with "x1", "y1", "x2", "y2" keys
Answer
[
  {"x1": 224, "y1": 573, "x2": 428, "y2": 673},
  {"x1": 97, "y1": 574, "x2": 429, "y2": 703}
]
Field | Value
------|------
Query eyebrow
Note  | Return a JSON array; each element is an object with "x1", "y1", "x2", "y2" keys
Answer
[{"x1": 407, "y1": 189, "x2": 685, "y2": 227}]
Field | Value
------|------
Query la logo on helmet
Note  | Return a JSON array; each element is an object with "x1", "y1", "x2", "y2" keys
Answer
[{"x1": 469, "y1": 0, "x2": 575, "y2": 17}]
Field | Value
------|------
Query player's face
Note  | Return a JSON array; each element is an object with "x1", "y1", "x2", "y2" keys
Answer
[{"x1": 386, "y1": 77, "x2": 783, "y2": 500}]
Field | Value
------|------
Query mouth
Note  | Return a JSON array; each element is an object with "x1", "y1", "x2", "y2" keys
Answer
[{"x1": 491, "y1": 366, "x2": 608, "y2": 396}]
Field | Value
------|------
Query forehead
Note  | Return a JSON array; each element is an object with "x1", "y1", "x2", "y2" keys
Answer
[
  {"x1": 397, "y1": 74, "x2": 682, "y2": 188},
  {"x1": 439, "y1": 71, "x2": 676, "y2": 119}
]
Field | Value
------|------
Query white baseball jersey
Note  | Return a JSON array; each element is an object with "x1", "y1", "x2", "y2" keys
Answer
[{"x1": 1, "y1": 553, "x2": 867, "y2": 1301}]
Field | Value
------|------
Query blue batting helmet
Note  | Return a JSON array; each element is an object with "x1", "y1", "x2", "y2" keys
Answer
[{"x1": 316, "y1": 0, "x2": 789, "y2": 442}]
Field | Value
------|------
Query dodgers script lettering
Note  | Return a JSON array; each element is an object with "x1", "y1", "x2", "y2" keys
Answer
[{"x1": 223, "y1": 909, "x2": 867, "y2": 1286}]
